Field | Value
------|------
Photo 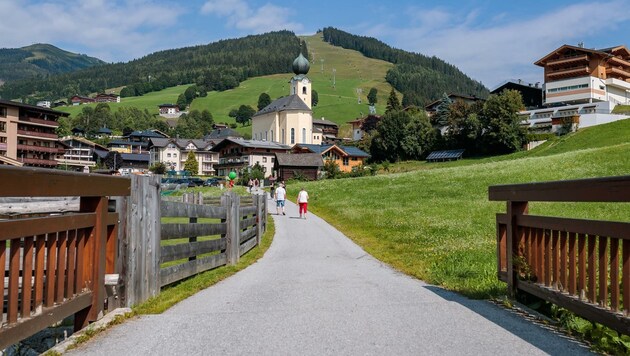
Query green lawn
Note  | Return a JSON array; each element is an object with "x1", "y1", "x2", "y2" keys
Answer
[
  {"x1": 56, "y1": 85, "x2": 191, "y2": 117},
  {"x1": 286, "y1": 120, "x2": 630, "y2": 298}
]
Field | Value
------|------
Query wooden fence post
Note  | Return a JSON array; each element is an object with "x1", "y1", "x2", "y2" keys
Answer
[
  {"x1": 255, "y1": 195, "x2": 263, "y2": 246},
  {"x1": 225, "y1": 192, "x2": 240, "y2": 265},
  {"x1": 506, "y1": 200, "x2": 528, "y2": 298},
  {"x1": 123, "y1": 175, "x2": 161, "y2": 307}
]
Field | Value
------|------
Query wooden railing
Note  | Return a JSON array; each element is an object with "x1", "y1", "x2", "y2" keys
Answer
[
  {"x1": 490, "y1": 175, "x2": 630, "y2": 335},
  {"x1": 1, "y1": 169, "x2": 268, "y2": 349},
  {"x1": 0, "y1": 166, "x2": 130, "y2": 350},
  {"x1": 157, "y1": 192, "x2": 266, "y2": 288}
]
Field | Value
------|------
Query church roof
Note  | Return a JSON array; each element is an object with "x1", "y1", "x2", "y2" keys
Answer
[{"x1": 253, "y1": 94, "x2": 311, "y2": 117}]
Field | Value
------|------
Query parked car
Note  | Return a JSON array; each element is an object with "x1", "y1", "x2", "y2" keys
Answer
[
  {"x1": 204, "y1": 178, "x2": 222, "y2": 187},
  {"x1": 189, "y1": 177, "x2": 205, "y2": 187}
]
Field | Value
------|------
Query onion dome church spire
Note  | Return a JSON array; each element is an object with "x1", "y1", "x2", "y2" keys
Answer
[{"x1": 292, "y1": 53, "x2": 310, "y2": 75}]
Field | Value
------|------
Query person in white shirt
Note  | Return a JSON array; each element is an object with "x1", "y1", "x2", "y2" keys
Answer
[
  {"x1": 275, "y1": 184, "x2": 287, "y2": 215},
  {"x1": 296, "y1": 187, "x2": 309, "y2": 219}
]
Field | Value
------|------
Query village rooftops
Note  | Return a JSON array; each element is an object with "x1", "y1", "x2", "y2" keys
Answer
[
  {"x1": 275, "y1": 153, "x2": 324, "y2": 167},
  {"x1": 296, "y1": 143, "x2": 370, "y2": 157},
  {"x1": 253, "y1": 94, "x2": 311, "y2": 117},
  {"x1": 210, "y1": 137, "x2": 291, "y2": 151},
  {"x1": 149, "y1": 137, "x2": 212, "y2": 150}
]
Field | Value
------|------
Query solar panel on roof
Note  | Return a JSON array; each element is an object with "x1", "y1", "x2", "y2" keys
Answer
[{"x1": 426, "y1": 149, "x2": 465, "y2": 162}]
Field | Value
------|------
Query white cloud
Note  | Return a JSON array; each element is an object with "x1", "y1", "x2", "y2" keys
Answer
[
  {"x1": 0, "y1": 0, "x2": 185, "y2": 62},
  {"x1": 372, "y1": 1, "x2": 630, "y2": 88},
  {"x1": 201, "y1": 0, "x2": 303, "y2": 33}
]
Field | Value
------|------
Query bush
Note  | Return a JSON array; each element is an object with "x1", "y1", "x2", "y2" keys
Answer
[{"x1": 526, "y1": 133, "x2": 555, "y2": 142}]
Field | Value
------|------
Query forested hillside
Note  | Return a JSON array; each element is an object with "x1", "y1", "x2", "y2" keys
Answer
[
  {"x1": 0, "y1": 44, "x2": 104, "y2": 83},
  {"x1": 0, "y1": 31, "x2": 306, "y2": 103},
  {"x1": 322, "y1": 27, "x2": 488, "y2": 106}
]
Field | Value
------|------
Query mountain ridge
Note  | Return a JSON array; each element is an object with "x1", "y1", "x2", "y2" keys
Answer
[{"x1": 0, "y1": 43, "x2": 105, "y2": 84}]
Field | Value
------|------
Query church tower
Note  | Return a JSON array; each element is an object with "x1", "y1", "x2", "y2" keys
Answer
[{"x1": 290, "y1": 53, "x2": 311, "y2": 109}]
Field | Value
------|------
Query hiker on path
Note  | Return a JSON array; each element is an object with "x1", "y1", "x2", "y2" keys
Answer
[
  {"x1": 275, "y1": 183, "x2": 286, "y2": 215},
  {"x1": 297, "y1": 187, "x2": 309, "y2": 219},
  {"x1": 269, "y1": 184, "x2": 275, "y2": 200}
]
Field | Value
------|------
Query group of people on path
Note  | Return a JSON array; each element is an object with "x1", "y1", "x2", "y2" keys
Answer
[{"x1": 271, "y1": 182, "x2": 309, "y2": 219}]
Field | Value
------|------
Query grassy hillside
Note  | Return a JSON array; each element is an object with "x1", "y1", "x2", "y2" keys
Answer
[
  {"x1": 57, "y1": 85, "x2": 190, "y2": 117},
  {"x1": 191, "y1": 33, "x2": 394, "y2": 137},
  {"x1": 285, "y1": 119, "x2": 630, "y2": 298}
]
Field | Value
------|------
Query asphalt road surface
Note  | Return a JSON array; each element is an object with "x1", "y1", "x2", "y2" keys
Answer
[{"x1": 68, "y1": 199, "x2": 593, "y2": 355}]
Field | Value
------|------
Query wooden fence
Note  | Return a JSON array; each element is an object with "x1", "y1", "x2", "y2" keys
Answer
[
  {"x1": 0, "y1": 166, "x2": 130, "y2": 350},
  {"x1": 1, "y1": 168, "x2": 267, "y2": 349},
  {"x1": 489, "y1": 175, "x2": 630, "y2": 335}
]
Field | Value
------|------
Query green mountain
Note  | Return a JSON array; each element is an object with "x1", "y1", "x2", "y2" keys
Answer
[
  {"x1": 0, "y1": 31, "x2": 305, "y2": 103},
  {"x1": 0, "y1": 43, "x2": 105, "y2": 84},
  {"x1": 322, "y1": 27, "x2": 488, "y2": 105}
]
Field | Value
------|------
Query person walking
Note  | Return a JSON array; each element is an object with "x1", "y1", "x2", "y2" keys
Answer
[
  {"x1": 275, "y1": 183, "x2": 286, "y2": 215},
  {"x1": 297, "y1": 187, "x2": 309, "y2": 219},
  {"x1": 269, "y1": 184, "x2": 276, "y2": 201}
]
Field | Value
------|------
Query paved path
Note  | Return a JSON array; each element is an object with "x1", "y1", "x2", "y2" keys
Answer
[{"x1": 68, "y1": 199, "x2": 593, "y2": 355}]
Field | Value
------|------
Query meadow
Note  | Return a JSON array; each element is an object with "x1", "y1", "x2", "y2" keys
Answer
[
  {"x1": 286, "y1": 119, "x2": 630, "y2": 298},
  {"x1": 58, "y1": 34, "x2": 394, "y2": 138}
]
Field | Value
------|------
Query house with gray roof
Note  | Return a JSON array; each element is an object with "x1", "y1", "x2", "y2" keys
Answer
[
  {"x1": 148, "y1": 137, "x2": 217, "y2": 175},
  {"x1": 210, "y1": 138, "x2": 291, "y2": 178},
  {"x1": 274, "y1": 153, "x2": 323, "y2": 181}
]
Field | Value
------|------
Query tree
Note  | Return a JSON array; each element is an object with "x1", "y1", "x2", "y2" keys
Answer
[
  {"x1": 184, "y1": 85, "x2": 198, "y2": 103},
  {"x1": 385, "y1": 88, "x2": 401, "y2": 113},
  {"x1": 401, "y1": 111, "x2": 437, "y2": 159},
  {"x1": 104, "y1": 151, "x2": 122, "y2": 171},
  {"x1": 236, "y1": 105, "x2": 256, "y2": 126},
  {"x1": 323, "y1": 159, "x2": 341, "y2": 179},
  {"x1": 176, "y1": 93, "x2": 187, "y2": 111},
  {"x1": 481, "y1": 89, "x2": 526, "y2": 154},
  {"x1": 370, "y1": 110, "x2": 410, "y2": 162},
  {"x1": 257, "y1": 92, "x2": 271, "y2": 110},
  {"x1": 228, "y1": 109, "x2": 238, "y2": 118},
  {"x1": 367, "y1": 87, "x2": 378, "y2": 105},
  {"x1": 443, "y1": 100, "x2": 483, "y2": 153},
  {"x1": 149, "y1": 162, "x2": 167, "y2": 174},
  {"x1": 311, "y1": 89, "x2": 319, "y2": 107},
  {"x1": 183, "y1": 151, "x2": 198, "y2": 175},
  {"x1": 432, "y1": 93, "x2": 453, "y2": 127}
]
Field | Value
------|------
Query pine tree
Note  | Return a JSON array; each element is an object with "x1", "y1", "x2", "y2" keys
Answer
[
  {"x1": 385, "y1": 88, "x2": 402, "y2": 113},
  {"x1": 183, "y1": 151, "x2": 199, "y2": 175}
]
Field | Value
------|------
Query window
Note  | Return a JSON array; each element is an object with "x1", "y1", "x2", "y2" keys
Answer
[
  {"x1": 265, "y1": 131, "x2": 268, "y2": 141},
  {"x1": 291, "y1": 128, "x2": 295, "y2": 144},
  {"x1": 302, "y1": 86, "x2": 307, "y2": 95},
  {"x1": 0, "y1": 107, "x2": 6, "y2": 118},
  {"x1": 167, "y1": 153, "x2": 171, "y2": 158},
  {"x1": 282, "y1": 129, "x2": 285, "y2": 144},
  {"x1": 173, "y1": 153, "x2": 177, "y2": 158},
  {"x1": 343, "y1": 157, "x2": 349, "y2": 166},
  {"x1": 263, "y1": 157, "x2": 267, "y2": 163},
  {"x1": 0, "y1": 121, "x2": 5, "y2": 132},
  {"x1": 271, "y1": 130, "x2": 274, "y2": 142},
  {"x1": 0, "y1": 136, "x2": 6, "y2": 143},
  {"x1": 302, "y1": 128, "x2": 306, "y2": 143},
  {"x1": 271, "y1": 157, "x2": 275, "y2": 163}
]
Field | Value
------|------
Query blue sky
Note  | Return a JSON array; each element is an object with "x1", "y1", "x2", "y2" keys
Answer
[{"x1": 2, "y1": 0, "x2": 630, "y2": 88}]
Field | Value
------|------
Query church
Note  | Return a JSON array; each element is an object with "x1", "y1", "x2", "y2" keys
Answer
[{"x1": 251, "y1": 53, "x2": 323, "y2": 146}]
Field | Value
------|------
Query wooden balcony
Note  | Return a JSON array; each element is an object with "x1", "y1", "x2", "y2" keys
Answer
[
  {"x1": 546, "y1": 54, "x2": 589, "y2": 67},
  {"x1": 21, "y1": 157, "x2": 59, "y2": 166},
  {"x1": 17, "y1": 144, "x2": 65, "y2": 154},
  {"x1": 606, "y1": 67, "x2": 630, "y2": 79},
  {"x1": 547, "y1": 66, "x2": 590, "y2": 79},
  {"x1": 19, "y1": 116, "x2": 60, "y2": 128},
  {"x1": 608, "y1": 56, "x2": 630, "y2": 68},
  {"x1": 17, "y1": 129, "x2": 58, "y2": 140}
]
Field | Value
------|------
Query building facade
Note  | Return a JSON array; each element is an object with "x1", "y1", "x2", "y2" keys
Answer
[
  {"x1": 535, "y1": 44, "x2": 630, "y2": 106},
  {"x1": 149, "y1": 138, "x2": 218, "y2": 176},
  {"x1": 0, "y1": 99, "x2": 68, "y2": 168},
  {"x1": 520, "y1": 44, "x2": 630, "y2": 132},
  {"x1": 59, "y1": 136, "x2": 109, "y2": 171},
  {"x1": 292, "y1": 144, "x2": 370, "y2": 173},
  {"x1": 211, "y1": 138, "x2": 291, "y2": 178}
]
